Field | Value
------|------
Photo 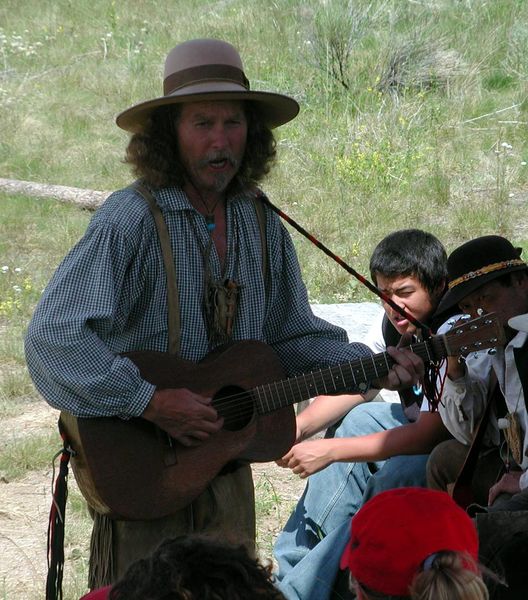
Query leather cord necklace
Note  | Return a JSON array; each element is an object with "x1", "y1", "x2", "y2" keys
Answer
[{"x1": 188, "y1": 180, "x2": 223, "y2": 231}]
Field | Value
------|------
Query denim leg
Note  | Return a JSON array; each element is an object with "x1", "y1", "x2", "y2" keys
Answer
[
  {"x1": 276, "y1": 520, "x2": 351, "y2": 600},
  {"x1": 362, "y1": 453, "x2": 429, "y2": 504},
  {"x1": 274, "y1": 402, "x2": 408, "y2": 583}
]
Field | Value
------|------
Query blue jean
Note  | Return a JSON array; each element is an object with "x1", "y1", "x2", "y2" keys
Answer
[{"x1": 274, "y1": 401, "x2": 429, "y2": 600}]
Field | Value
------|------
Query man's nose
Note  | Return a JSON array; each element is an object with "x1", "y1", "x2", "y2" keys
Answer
[{"x1": 210, "y1": 125, "x2": 228, "y2": 149}]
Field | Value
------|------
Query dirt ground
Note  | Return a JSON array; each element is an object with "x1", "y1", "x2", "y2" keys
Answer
[{"x1": 0, "y1": 402, "x2": 306, "y2": 599}]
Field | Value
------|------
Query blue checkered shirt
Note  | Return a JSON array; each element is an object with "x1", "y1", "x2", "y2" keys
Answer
[{"x1": 25, "y1": 185, "x2": 371, "y2": 418}]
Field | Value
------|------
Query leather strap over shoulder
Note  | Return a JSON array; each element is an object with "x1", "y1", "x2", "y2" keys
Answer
[
  {"x1": 251, "y1": 191, "x2": 269, "y2": 291},
  {"x1": 133, "y1": 182, "x2": 181, "y2": 355}
]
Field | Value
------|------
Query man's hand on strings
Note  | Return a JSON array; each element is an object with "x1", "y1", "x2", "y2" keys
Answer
[
  {"x1": 373, "y1": 333, "x2": 424, "y2": 391},
  {"x1": 142, "y1": 388, "x2": 224, "y2": 446}
]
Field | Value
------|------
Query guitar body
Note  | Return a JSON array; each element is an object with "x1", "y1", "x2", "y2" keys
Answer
[{"x1": 61, "y1": 340, "x2": 295, "y2": 521}]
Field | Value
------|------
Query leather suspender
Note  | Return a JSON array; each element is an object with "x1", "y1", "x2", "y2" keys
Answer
[{"x1": 134, "y1": 182, "x2": 181, "y2": 355}]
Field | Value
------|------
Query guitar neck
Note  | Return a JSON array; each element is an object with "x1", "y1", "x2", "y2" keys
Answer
[{"x1": 254, "y1": 336, "x2": 446, "y2": 415}]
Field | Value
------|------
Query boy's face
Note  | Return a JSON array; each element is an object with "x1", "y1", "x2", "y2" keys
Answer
[
  {"x1": 375, "y1": 273, "x2": 438, "y2": 335},
  {"x1": 458, "y1": 275, "x2": 528, "y2": 339}
]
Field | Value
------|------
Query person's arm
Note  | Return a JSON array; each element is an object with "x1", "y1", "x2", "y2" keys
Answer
[
  {"x1": 278, "y1": 411, "x2": 449, "y2": 477},
  {"x1": 437, "y1": 355, "x2": 492, "y2": 446},
  {"x1": 262, "y1": 212, "x2": 385, "y2": 379},
  {"x1": 488, "y1": 471, "x2": 524, "y2": 505},
  {"x1": 295, "y1": 389, "x2": 378, "y2": 442},
  {"x1": 24, "y1": 218, "x2": 155, "y2": 418}
]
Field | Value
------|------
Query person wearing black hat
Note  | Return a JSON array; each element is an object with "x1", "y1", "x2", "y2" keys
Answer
[
  {"x1": 427, "y1": 235, "x2": 528, "y2": 511},
  {"x1": 24, "y1": 38, "x2": 423, "y2": 590}
]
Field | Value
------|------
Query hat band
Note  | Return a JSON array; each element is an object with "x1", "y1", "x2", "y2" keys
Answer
[
  {"x1": 448, "y1": 258, "x2": 526, "y2": 289},
  {"x1": 164, "y1": 64, "x2": 250, "y2": 96}
]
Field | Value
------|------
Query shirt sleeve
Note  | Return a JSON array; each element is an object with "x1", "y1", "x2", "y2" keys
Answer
[
  {"x1": 24, "y1": 220, "x2": 155, "y2": 419},
  {"x1": 363, "y1": 311, "x2": 386, "y2": 353},
  {"x1": 437, "y1": 357, "x2": 492, "y2": 445},
  {"x1": 262, "y1": 216, "x2": 373, "y2": 384}
]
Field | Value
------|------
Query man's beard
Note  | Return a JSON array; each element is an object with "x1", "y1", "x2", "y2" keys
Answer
[{"x1": 197, "y1": 152, "x2": 241, "y2": 192}]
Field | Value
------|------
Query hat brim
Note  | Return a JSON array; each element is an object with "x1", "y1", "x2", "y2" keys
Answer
[
  {"x1": 435, "y1": 262, "x2": 528, "y2": 317},
  {"x1": 116, "y1": 90, "x2": 299, "y2": 133}
]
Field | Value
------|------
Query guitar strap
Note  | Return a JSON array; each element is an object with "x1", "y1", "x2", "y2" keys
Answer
[{"x1": 451, "y1": 370, "x2": 506, "y2": 509}]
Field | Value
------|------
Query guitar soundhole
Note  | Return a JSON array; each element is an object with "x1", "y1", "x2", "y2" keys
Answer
[{"x1": 214, "y1": 386, "x2": 255, "y2": 431}]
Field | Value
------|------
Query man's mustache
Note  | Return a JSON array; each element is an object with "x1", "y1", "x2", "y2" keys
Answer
[{"x1": 197, "y1": 152, "x2": 240, "y2": 169}]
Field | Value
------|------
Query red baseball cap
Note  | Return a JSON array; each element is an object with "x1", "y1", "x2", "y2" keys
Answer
[
  {"x1": 340, "y1": 487, "x2": 479, "y2": 596},
  {"x1": 79, "y1": 585, "x2": 112, "y2": 600}
]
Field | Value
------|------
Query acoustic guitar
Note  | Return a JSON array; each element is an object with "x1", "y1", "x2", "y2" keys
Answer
[{"x1": 60, "y1": 313, "x2": 504, "y2": 520}]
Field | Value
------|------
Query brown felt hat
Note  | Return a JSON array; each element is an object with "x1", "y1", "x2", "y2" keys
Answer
[
  {"x1": 116, "y1": 38, "x2": 300, "y2": 133},
  {"x1": 435, "y1": 235, "x2": 527, "y2": 316}
]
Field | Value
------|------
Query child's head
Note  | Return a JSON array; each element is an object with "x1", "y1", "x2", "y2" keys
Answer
[
  {"x1": 107, "y1": 534, "x2": 286, "y2": 600},
  {"x1": 369, "y1": 230, "x2": 447, "y2": 334},
  {"x1": 341, "y1": 487, "x2": 488, "y2": 600}
]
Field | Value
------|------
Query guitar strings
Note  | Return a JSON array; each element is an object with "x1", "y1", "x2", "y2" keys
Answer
[
  {"x1": 209, "y1": 360, "x2": 398, "y2": 424},
  {"x1": 208, "y1": 329, "x2": 483, "y2": 423}
]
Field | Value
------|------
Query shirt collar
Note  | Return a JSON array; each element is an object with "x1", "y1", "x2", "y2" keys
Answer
[
  {"x1": 152, "y1": 185, "x2": 252, "y2": 213},
  {"x1": 508, "y1": 313, "x2": 528, "y2": 334},
  {"x1": 504, "y1": 313, "x2": 528, "y2": 350}
]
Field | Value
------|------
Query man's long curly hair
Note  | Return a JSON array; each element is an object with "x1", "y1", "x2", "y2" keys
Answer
[
  {"x1": 124, "y1": 102, "x2": 277, "y2": 192},
  {"x1": 108, "y1": 535, "x2": 286, "y2": 600}
]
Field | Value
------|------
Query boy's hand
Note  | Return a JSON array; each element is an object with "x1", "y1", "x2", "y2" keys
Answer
[
  {"x1": 488, "y1": 471, "x2": 522, "y2": 506},
  {"x1": 276, "y1": 439, "x2": 334, "y2": 477}
]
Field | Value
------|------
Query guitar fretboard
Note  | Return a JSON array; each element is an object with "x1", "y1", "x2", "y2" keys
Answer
[{"x1": 253, "y1": 336, "x2": 446, "y2": 415}]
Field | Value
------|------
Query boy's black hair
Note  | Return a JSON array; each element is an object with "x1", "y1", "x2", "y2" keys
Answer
[{"x1": 369, "y1": 229, "x2": 447, "y2": 296}]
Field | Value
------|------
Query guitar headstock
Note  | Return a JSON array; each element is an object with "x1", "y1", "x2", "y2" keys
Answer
[{"x1": 441, "y1": 313, "x2": 505, "y2": 358}]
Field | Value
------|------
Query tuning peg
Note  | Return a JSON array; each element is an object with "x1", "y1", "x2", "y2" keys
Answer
[{"x1": 488, "y1": 348, "x2": 497, "y2": 355}]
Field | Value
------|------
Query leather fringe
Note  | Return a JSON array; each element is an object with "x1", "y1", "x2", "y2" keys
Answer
[{"x1": 88, "y1": 512, "x2": 115, "y2": 589}]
